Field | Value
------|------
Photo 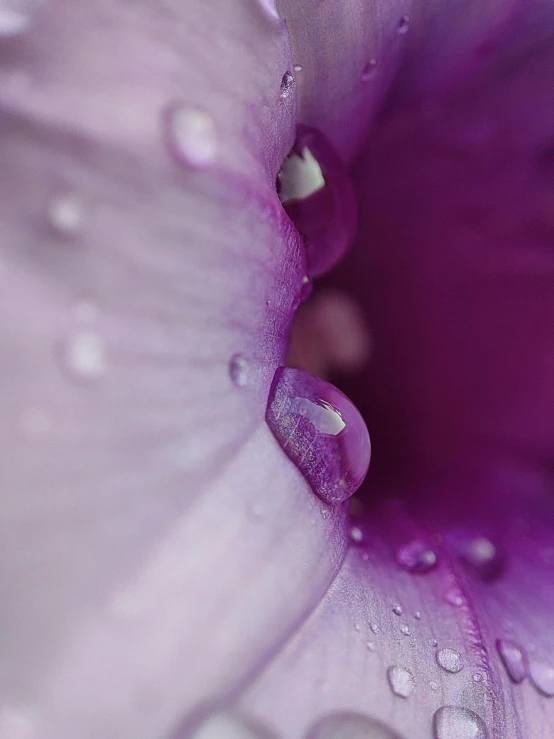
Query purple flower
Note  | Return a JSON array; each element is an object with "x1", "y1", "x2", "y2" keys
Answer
[{"x1": 1, "y1": 0, "x2": 553, "y2": 737}]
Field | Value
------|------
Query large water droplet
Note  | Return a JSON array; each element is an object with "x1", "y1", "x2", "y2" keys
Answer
[
  {"x1": 47, "y1": 192, "x2": 84, "y2": 236},
  {"x1": 396, "y1": 540, "x2": 438, "y2": 574},
  {"x1": 387, "y1": 665, "x2": 415, "y2": 698},
  {"x1": 459, "y1": 537, "x2": 502, "y2": 580},
  {"x1": 433, "y1": 707, "x2": 488, "y2": 739},
  {"x1": 59, "y1": 331, "x2": 106, "y2": 381},
  {"x1": 397, "y1": 15, "x2": 410, "y2": 34},
  {"x1": 305, "y1": 711, "x2": 404, "y2": 738},
  {"x1": 277, "y1": 125, "x2": 357, "y2": 277},
  {"x1": 280, "y1": 70, "x2": 295, "y2": 99},
  {"x1": 163, "y1": 101, "x2": 218, "y2": 169},
  {"x1": 436, "y1": 648, "x2": 464, "y2": 674},
  {"x1": 495, "y1": 639, "x2": 528, "y2": 683},
  {"x1": 180, "y1": 710, "x2": 277, "y2": 739},
  {"x1": 265, "y1": 367, "x2": 370, "y2": 504},
  {"x1": 229, "y1": 353, "x2": 250, "y2": 387},
  {"x1": 0, "y1": 0, "x2": 43, "y2": 36},
  {"x1": 529, "y1": 657, "x2": 554, "y2": 696}
]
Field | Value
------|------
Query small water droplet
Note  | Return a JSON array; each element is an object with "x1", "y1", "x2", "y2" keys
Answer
[
  {"x1": 397, "y1": 14, "x2": 410, "y2": 34},
  {"x1": 278, "y1": 125, "x2": 357, "y2": 277},
  {"x1": 294, "y1": 64, "x2": 302, "y2": 72},
  {"x1": 163, "y1": 101, "x2": 218, "y2": 169},
  {"x1": 59, "y1": 331, "x2": 106, "y2": 381},
  {"x1": 265, "y1": 367, "x2": 371, "y2": 504},
  {"x1": 472, "y1": 672, "x2": 483, "y2": 683},
  {"x1": 529, "y1": 657, "x2": 554, "y2": 696},
  {"x1": 392, "y1": 603, "x2": 403, "y2": 616},
  {"x1": 387, "y1": 665, "x2": 415, "y2": 698},
  {"x1": 414, "y1": 611, "x2": 422, "y2": 620},
  {"x1": 433, "y1": 706, "x2": 488, "y2": 739},
  {"x1": 436, "y1": 648, "x2": 464, "y2": 674},
  {"x1": 280, "y1": 70, "x2": 295, "y2": 99},
  {"x1": 459, "y1": 536, "x2": 501, "y2": 580},
  {"x1": 396, "y1": 540, "x2": 438, "y2": 574},
  {"x1": 228, "y1": 353, "x2": 249, "y2": 387},
  {"x1": 300, "y1": 274, "x2": 313, "y2": 302},
  {"x1": 0, "y1": 0, "x2": 43, "y2": 36},
  {"x1": 366, "y1": 641, "x2": 376, "y2": 651},
  {"x1": 350, "y1": 525, "x2": 364, "y2": 543},
  {"x1": 361, "y1": 58, "x2": 377, "y2": 81},
  {"x1": 400, "y1": 624, "x2": 411, "y2": 636},
  {"x1": 370, "y1": 623, "x2": 380, "y2": 634},
  {"x1": 47, "y1": 192, "x2": 84, "y2": 236},
  {"x1": 306, "y1": 711, "x2": 404, "y2": 739},
  {"x1": 429, "y1": 638, "x2": 438, "y2": 647},
  {"x1": 444, "y1": 587, "x2": 464, "y2": 607},
  {"x1": 354, "y1": 623, "x2": 361, "y2": 632},
  {"x1": 429, "y1": 680, "x2": 439, "y2": 691},
  {"x1": 183, "y1": 709, "x2": 275, "y2": 738},
  {"x1": 496, "y1": 639, "x2": 528, "y2": 683}
]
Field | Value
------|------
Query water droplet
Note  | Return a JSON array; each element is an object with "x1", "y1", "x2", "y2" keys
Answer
[
  {"x1": 183, "y1": 709, "x2": 275, "y2": 739},
  {"x1": 397, "y1": 14, "x2": 410, "y2": 34},
  {"x1": 496, "y1": 639, "x2": 528, "y2": 683},
  {"x1": 400, "y1": 624, "x2": 411, "y2": 636},
  {"x1": 294, "y1": 64, "x2": 302, "y2": 72},
  {"x1": 47, "y1": 192, "x2": 84, "y2": 236},
  {"x1": 429, "y1": 638, "x2": 438, "y2": 647},
  {"x1": 396, "y1": 540, "x2": 438, "y2": 574},
  {"x1": 392, "y1": 603, "x2": 403, "y2": 616},
  {"x1": 229, "y1": 353, "x2": 249, "y2": 387},
  {"x1": 429, "y1": 680, "x2": 439, "y2": 691},
  {"x1": 366, "y1": 641, "x2": 376, "y2": 651},
  {"x1": 414, "y1": 611, "x2": 422, "y2": 620},
  {"x1": 265, "y1": 367, "x2": 371, "y2": 504},
  {"x1": 354, "y1": 623, "x2": 361, "y2": 632},
  {"x1": 163, "y1": 101, "x2": 218, "y2": 169},
  {"x1": 387, "y1": 665, "x2": 415, "y2": 698},
  {"x1": 361, "y1": 58, "x2": 377, "y2": 81},
  {"x1": 0, "y1": 0, "x2": 43, "y2": 36},
  {"x1": 370, "y1": 623, "x2": 380, "y2": 634},
  {"x1": 444, "y1": 587, "x2": 464, "y2": 607},
  {"x1": 300, "y1": 274, "x2": 313, "y2": 302},
  {"x1": 277, "y1": 125, "x2": 357, "y2": 277},
  {"x1": 306, "y1": 711, "x2": 404, "y2": 739},
  {"x1": 472, "y1": 672, "x2": 483, "y2": 683},
  {"x1": 350, "y1": 525, "x2": 364, "y2": 543},
  {"x1": 280, "y1": 70, "x2": 295, "y2": 99},
  {"x1": 459, "y1": 537, "x2": 502, "y2": 580},
  {"x1": 436, "y1": 648, "x2": 464, "y2": 674},
  {"x1": 59, "y1": 331, "x2": 106, "y2": 381},
  {"x1": 433, "y1": 706, "x2": 488, "y2": 739},
  {"x1": 529, "y1": 657, "x2": 554, "y2": 696}
]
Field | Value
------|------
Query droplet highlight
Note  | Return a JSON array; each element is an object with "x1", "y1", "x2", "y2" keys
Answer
[
  {"x1": 305, "y1": 711, "x2": 404, "y2": 738},
  {"x1": 496, "y1": 639, "x2": 527, "y2": 683},
  {"x1": 436, "y1": 648, "x2": 464, "y2": 674},
  {"x1": 433, "y1": 706, "x2": 488, "y2": 739},
  {"x1": 278, "y1": 125, "x2": 358, "y2": 277},
  {"x1": 265, "y1": 367, "x2": 371, "y2": 504},
  {"x1": 280, "y1": 70, "x2": 295, "y2": 99},
  {"x1": 387, "y1": 665, "x2": 415, "y2": 698},
  {"x1": 396, "y1": 540, "x2": 437, "y2": 574},
  {"x1": 163, "y1": 101, "x2": 218, "y2": 169},
  {"x1": 529, "y1": 657, "x2": 554, "y2": 697},
  {"x1": 229, "y1": 353, "x2": 250, "y2": 387},
  {"x1": 59, "y1": 331, "x2": 106, "y2": 381}
]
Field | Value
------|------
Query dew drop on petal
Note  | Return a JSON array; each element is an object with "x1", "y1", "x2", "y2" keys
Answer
[
  {"x1": 366, "y1": 641, "x2": 376, "y2": 651},
  {"x1": 370, "y1": 623, "x2": 380, "y2": 634},
  {"x1": 444, "y1": 587, "x2": 464, "y2": 607},
  {"x1": 350, "y1": 525, "x2": 364, "y2": 543},
  {"x1": 280, "y1": 70, "x2": 295, "y2": 99},
  {"x1": 59, "y1": 331, "x2": 106, "y2": 381},
  {"x1": 397, "y1": 14, "x2": 410, "y2": 34},
  {"x1": 400, "y1": 624, "x2": 410, "y2": 636},
  {"x1": 387, "y1": 665, "x2": 415, "y2": 698},
  {"x1": 459, "y1": 537, "x2": 502, "y2": 580},
  {"x1": 300, "y1": 274, "x2": 313, "y2": 302},
  {"x1": 163, "y1": 101, "x2": 218, "y2": 169},
  {"x1": 182, "y1": 710, "x2": 277, "y2": 739},
  {"x1": 472, "y1": 672, "x2": 483, "y2": 683},
  {"x1": 529, "y1": 657, "x2": 554, "y2": 696},
  {"x1": 361, "y1": 58, "x2": 377, "y2": 81},
  {"x1": 294, "y1": 64, "x2": 302, "y2": 72},
  {"x1": 433, "y1": 706, "x2": 488, "y2": 739},
  {"x1": 47, "y1": 192, "x2": 84, "y2": 236},
  {"x1": 495, "y1": 639, "x2": 528, "y2": 683},
  {"x1": 305, "y1": 711, "x2": 404, "y2": 739},
  {"x1": 414, "y1": 611, "x2": 422, "y2": 620},
  {"x1": 265, "y1": 367, "x2": 371, "y2": 505},
  {"x1": 436, "y1": 648, "x2": 464, "y2": 673},
  {"x1": 392, "y1": 604, "x2": 403, "y2": 616},
  {"x1": 229, "y1": 353, "x2": 250, "y2": 387},
  {"x1": 0, "y1": 0, "x2": 42, "y2": 36},
  {"x1": 396, "y1": 540, "x2": 438, "y2": 574},
  {"x1": 277, "y1": 125, "x2": 357, "y2": 277},
  {"x1": 429, "y1": 680, "x2": 439, "y2": 691},
  {"x1": 429, "y1": 638, "x2": 438, "y2": 647}
]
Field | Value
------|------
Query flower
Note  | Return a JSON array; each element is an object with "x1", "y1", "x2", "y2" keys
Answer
[{"x1": 1, "y1": 0, "x2": 553, "y2": 738}]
